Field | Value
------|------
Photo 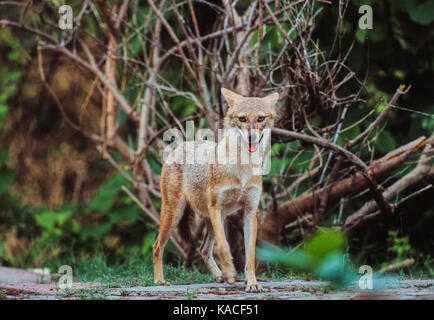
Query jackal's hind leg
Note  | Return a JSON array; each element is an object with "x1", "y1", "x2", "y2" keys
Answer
[
  {"x1": 153, "y1": 197, "x2": 186, "y2": 285},
  {"x1": 209, "y1": 208, "x2": 237, "y2": 284},
  {"x1": 199, "y1": 219, "x2": 223, "y2": 283}
]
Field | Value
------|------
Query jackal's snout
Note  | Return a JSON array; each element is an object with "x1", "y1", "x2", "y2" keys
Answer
[
  {"x1": 247, "y1": 129, "x2": 259, "y2": 152},
  {"x1": 248, "y1": 131, "x2": 256, "y2": 146}
]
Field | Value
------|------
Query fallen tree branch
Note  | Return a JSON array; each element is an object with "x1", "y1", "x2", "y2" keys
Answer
[
  {"x1": 272, "y1": 127, "x2": 395, "y2": 221},
  {"x1": 378, "y1": 258, "x2": 415, "y2": 274},
  {"x1": 345, "y1": 134, "x2": 434, "y2": 234},
  {"x1": 259, "y1": 136, "x2": 428, "y2": 243}
]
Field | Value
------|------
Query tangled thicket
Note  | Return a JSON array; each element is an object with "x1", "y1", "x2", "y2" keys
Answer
[{"x1": 0, "y1": 0, "x2": 433, "y2": 270}]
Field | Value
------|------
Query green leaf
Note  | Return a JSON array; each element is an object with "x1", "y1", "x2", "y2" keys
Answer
[
  {"x1": 0, "y1": 151, "x2": 8, "y2": 166},
  {"x1": 7, "y1": 50, "x2": 22, "y2": 62},
  {"x1": 409, "y1": 0, "x2": 434, "y2": 25},
  {"x1": 56, "y1": 211, "x2": 73, "y2": 225},
  {"x1": 270, "y1": 158, "x2": 282, "y2": 175},
  {"x1": 0, "y1": 169, "x2": 14, "y2": 195},
  {"x1": 109, "y1": 207, "x2": 140, "y2": 224},
  {"x1": 0, "y1": 105, "x2": 8, "y2": 118},
  {"x1": 394, "y1": 70, "x2": 405, "y2": 79},
  {"x1": 257, "y1": 244, "x2": 316, "y2": 271},
  {"x1": 375, "y1": 130, "x2": 396, "y2": 154},
  {"x1": 4, "y1": 71, "x2": 21, "y2": 82},
  {"x1": 0, "y1": 93, "x2": 8, "y2": 103},
  {"x1": 270, "y1": 143, "x2": 281, "y2": 156},
  {"x1": 71, "y1": 220, "x2": 81, "y2": 233},
  {"x1": 141, "y1": 231, "x2": 157, "y2": 257},
  {"x1": 130, "y1": 35, "x2": 142, "y2": 56},
  {"x1": 338, "y1": 124, "x2": 361, "y2": 146},
  {"x1": 35, "y1": 210, "x2": 72, "y2": 229},
  {"x1": 81, "y1": 223, "x2": 112, "y2": 238},
  {"x1": 292, "y1": 148, "x2": 314, "y2": 173},
  {"x1": 85, "y1": 173, "x2": 128, "y2": 213},
  {"x1": 170, "y1": 96, "x2": 197, "y2": 118},
  {"x1": 35, "y1": 211, "x2": 58, "y2": 229},
  {"x1": 250, "y1": 29, "x2": 259, "y2": 47},
  {"x1": 148, "y1": 154, "x2": 162, "y2": 175},
  {"x1": 304, "y1": 228, "x2": 346, "y2": 261},
  {"x1": 315, "y1": 252, "x2": 343, "y2": 277}
]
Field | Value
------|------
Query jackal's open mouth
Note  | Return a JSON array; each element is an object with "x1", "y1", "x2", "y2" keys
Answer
[{"x1": 248, "y1": 134, "x2": 263, "y2": 152}]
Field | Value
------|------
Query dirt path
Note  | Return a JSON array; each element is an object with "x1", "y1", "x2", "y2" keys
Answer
[{"x1": 1, "y1": 267, "x2": 433, "y2": 300}]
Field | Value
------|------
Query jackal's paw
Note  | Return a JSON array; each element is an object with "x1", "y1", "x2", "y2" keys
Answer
[
  {"x1": 154, "y1": 279, "x2": 170, "y2": 286},
  {"x1": 214, "y1": 275, "x2": 224, "y2": 283},
  {"x1": 222, "y1": 268, "x2": 236, "y2": 284},
  {"x1": 223, "y1": 275, "x2": 236, "y2": 284},
  {"x1": 245, "y1": 283, "x2": 263, "y2": 293}
]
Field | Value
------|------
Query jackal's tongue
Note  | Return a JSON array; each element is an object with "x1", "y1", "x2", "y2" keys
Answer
[{"x1": 248, "y1": 143, "x2": 259, "y2": 152}]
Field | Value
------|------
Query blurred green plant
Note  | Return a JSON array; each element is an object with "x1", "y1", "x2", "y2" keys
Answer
[
  {"x1": 258, "y1": 228, "x2": 356, "y2": 287},
  {"x1": 381, "y1": 230, "x2": 412, "y2": 269},
  {"x1": 0, "y1": 172, "x2": 164, "y2": 267}
]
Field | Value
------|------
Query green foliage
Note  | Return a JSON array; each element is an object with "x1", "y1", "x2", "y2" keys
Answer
[
  {"x1": 185, "y1": 288, "x2": 198, "y2": 300},
  {"x1": 407, "y1": 0, "x2": 434, "y2": 25},
  {"x1": 375, "y1": 130, "x2": 397, "y2": 154},
  {"x1": 258, "y1": 228, "x2": 355, "y2": 287},
  {"x1": 381, "y1": 230, "x2": 412, "y2": 269},
  {"x1": 418, "y1": 106, "x2": 434, "y2": 133},
  {"x1": 0, "y1": 27, "x2": 26, "y2": 131},
  {"x1": 130, "y1": 34, "x2": 143, "y2": 56},
  {"x1": 0, "y1": 0, "x2": 433, "y2": 279},
  {"x1": 0, "y1": 170, "x2": 157, "y2": 267},
  {"x1": 0, "y1": 166, "x2": 14, "y2": 196},
  {"x1": 355, "y1": 23, "x2": 388, "y2": 44},
  {"x1": 337, "y1": 120, "x2": 361, "y2": 146},
  {"x1": 304, "y1": 228, "x2": 347, "y2": 260},
  {"x1": 0, "y1": 26, "x2": 25, "y2": 199},
  {"x1": 43, "y1": 254, "x2": 213, "y2": 287},
  {"x1": 85, "y1": 173, "x2": 130, "y2": 213},
  {"x1": 170, "y1": 96, "x2": 197, "y2": 118}
]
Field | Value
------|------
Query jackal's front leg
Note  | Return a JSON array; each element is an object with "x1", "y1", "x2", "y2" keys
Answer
[
  {"x1": 243, "y1": 186, "x2": 263, "y2": 292},
  {"x1": 243, "y1": 211, "x2": 262, "y2": 292},
  {"x1": 209, "y1": 207, "x2": 237, "y2": 284}
]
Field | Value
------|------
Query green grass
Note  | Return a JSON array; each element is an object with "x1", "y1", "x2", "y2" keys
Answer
[
  {"x1": 40, "y1": 252, "x2": 315, "y2": 292},
  {"x1": 39, "y1": 251, "x2": 433, "y2": 297},
  {"x1": 43, "y1": 254, "x2": 215, "y2": 287},
  {"x1": 258, "y1": 266, "x2": 313, "y2": 282}
]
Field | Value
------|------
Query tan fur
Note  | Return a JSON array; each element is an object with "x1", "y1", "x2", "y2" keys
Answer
[{"x1": 153, "y1": 88, "x2": 278, "y2": 292}]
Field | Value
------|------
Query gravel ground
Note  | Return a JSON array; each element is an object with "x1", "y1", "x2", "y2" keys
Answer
[{"x1": 1, "y1": 267, "x2": 433, "y2": 300}]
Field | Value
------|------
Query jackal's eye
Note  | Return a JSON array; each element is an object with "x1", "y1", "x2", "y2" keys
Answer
[
  {"x1": 257, "y1": 116, "x2": 265, "y2": 122},
  {"x1": 238, "y1": 116, "x2": 247, "y2": 122}
]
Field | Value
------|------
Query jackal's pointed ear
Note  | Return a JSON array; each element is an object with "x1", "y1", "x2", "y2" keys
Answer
[
  {"x1": 221, "y1": 88, "x2": 244, "y2": 106},
  {"x1": 262, "y1": 92, "x2": 279, "y2": 108}
]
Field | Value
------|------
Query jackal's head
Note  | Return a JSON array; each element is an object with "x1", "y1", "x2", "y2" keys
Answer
[{"x1": 222, "y1": 88, "x2": 279, "y2": 152}]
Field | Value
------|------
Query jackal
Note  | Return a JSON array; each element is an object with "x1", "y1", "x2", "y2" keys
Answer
[{"x1": 153, "y1": 88, "x2": 278, "y2": 292}]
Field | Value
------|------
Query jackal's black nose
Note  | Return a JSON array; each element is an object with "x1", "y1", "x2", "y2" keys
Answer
[{"x1": 248, "y1": 132, "x2": 257, "y2": 146}]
